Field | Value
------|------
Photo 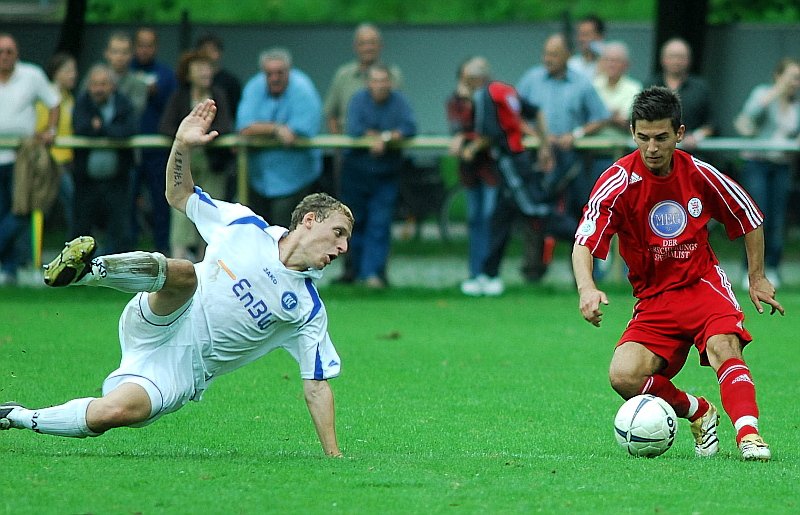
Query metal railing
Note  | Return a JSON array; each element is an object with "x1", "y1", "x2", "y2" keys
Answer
[{"x1": 1, "y1": 133, "x2": 797, "y2": 205}]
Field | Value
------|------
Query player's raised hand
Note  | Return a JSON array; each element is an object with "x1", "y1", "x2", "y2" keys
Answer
[
  {"x1": 749, "y1": 275, "x2": 785, "y2": 316},
  {"x1": 176, "y1": 99, "x2": 219, "y2": 146},
  {"x1": 579, "y1": 287, "x2": 609, "y2": 327}
]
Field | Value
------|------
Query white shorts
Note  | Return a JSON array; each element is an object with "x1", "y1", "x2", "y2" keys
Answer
[{"x1": 102, "y1": 292, "x2": 208, "y2": 427}]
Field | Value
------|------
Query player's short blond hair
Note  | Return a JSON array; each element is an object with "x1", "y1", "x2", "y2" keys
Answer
[{"x1": 290, "y1": 193, "x2": 354, "y2": 230}]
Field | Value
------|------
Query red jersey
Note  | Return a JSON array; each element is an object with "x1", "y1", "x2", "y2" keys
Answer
[{"x1": 575, "y1": 149, "x2": 763, "y2": 299}]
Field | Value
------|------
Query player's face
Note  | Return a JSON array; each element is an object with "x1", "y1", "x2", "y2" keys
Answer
[
  {"x1": 302, "y1": 211, "x2": 352, "y2": 270},
  {"x1": 631, "y1": 118, "x2": 685, "y2": 177}
]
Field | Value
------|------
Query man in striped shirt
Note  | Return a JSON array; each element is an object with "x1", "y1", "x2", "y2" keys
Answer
[{"x1": 572, "y1": 86, "x2": 783, "y2": 461}]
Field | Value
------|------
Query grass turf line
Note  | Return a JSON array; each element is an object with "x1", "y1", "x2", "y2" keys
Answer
[{"x1": 1, "y1": 286, "x2": 798, "y2": 513}]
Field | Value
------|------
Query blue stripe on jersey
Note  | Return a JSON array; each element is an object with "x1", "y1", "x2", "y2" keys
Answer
[
  {"x1": 227, "y1": 215, "x2": 269, "y2": 230},
  {"x1": 314, "y1": 346, "x2": 324, "y2": 380},
  {"x1": 302, "y1": 277, "x2": 322, "y2": 327},
  {"x1": 194, "y1": 186, "x2": 217, "y2": 207}
]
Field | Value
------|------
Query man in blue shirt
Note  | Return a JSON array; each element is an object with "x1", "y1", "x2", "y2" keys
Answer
[
  {"x1": 237, "y1": 48, "x2": 323, "y2": 228},
  {"x1": 340, "y1": 64, "x2": 417, "y2": 288},
  {"x1": 517, "y1": 33, "x2": 609, "y2": 281},
  {"x1": 130, "y1": 27, "x2": 177, "y2": 255}
]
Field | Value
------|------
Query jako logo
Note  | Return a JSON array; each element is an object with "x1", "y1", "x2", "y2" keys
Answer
[{"x1": 281, "y1": 291, "x2": 298, "y2": 311}]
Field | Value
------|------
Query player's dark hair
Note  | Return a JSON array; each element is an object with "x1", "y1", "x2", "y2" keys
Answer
[
  {"x1": 290, "y1": 193, "x2": 354, "y2": 230},
  {"x1": 631, "y1": 86, "x2": 682, "y2": 133}
]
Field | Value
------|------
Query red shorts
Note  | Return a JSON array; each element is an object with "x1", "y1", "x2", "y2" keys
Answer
[{"x1": 618, "y1": 266, "x2": 752, "y2": 379}]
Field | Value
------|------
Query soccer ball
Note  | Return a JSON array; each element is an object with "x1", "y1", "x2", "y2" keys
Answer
[{"x1": 614, "y1": 394, "x2": 677, "y2": 457}]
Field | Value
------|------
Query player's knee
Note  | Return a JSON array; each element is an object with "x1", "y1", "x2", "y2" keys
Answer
[
  {"x1": 164, "y1": 259, "x2": 197, "y2": 292},
  {"x1": 609, "y1": 369, "x2": 645, "y2": 399}
]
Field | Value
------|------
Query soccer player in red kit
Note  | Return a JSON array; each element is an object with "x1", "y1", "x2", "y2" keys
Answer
[{"x1": 572, "y1": 86, "x2": 784, "y2": 461}]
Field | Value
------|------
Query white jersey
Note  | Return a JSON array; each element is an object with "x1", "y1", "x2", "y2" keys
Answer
[{"x1": 185, "y1": 187, "x2": 341, "y2": 382}]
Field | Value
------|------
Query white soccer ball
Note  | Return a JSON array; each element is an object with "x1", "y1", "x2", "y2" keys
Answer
[{"x1": 614, "y1": 394, "x2": 678, "y2": 457}]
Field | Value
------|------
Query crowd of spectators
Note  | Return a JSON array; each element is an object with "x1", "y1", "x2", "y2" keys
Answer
[{"x1": 0, "y1": 19, "x2": 797, "y2": 290}]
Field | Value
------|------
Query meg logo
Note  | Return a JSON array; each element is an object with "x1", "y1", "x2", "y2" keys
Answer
[
  {"x1": 649, "y1": 200, "x2": 687, "y2": 238},
  {"x1": 281, "y1": 291, "x2": 298, "y2": 311}
]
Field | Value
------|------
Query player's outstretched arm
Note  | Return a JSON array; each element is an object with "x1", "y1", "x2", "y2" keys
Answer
[
  {"x1": 744, "y1": 228, "x2": 785, "y2": 316},
  {"x1": 572, "y1": 242, "x2": 609, "y2": 327},
  {"x1": 303, "y1": 379, "x2": 343, "y2": 457},
  {"x1": 165, "y1": 99, "x2": 220, "y2": 213}
]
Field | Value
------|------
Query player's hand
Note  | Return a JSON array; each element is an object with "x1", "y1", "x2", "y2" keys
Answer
[
  {"x1": 579, "y1": 288, "x2": 609, "y2": 327},
  {"x1": 748, "y1": 275, "x2": 785, "y2": 316},
  {"x1": 176, "y1": 99, "x2": 219, "y2": 146}
]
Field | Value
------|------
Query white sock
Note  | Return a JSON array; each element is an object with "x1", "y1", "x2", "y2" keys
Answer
[
  {"x1": 685, "y1": 394, "x2": 700, "y2": 419},
  {"x1": 734, "y1": 415, "x2": 759, "y2": 433},
  {"x1": 77, "y1": 252, "x2": 167, "y2": 292},
  {"x1": 10, "y1": 398, "x2": 101, "y2": 438}
]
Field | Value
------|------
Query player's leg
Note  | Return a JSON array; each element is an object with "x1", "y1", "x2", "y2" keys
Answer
[
  {"x1": 610, "y1": 341, "x2": 717, "y2": 456},
  {"x1": 0, "y1": 384, "x2": 150, "y2": 437},
  {"x1": 705, "y1": 334, "x2": 770, "y2": 461},
  {"x1": 43, "y1": 236, "x2": 197, "y2": 316}
]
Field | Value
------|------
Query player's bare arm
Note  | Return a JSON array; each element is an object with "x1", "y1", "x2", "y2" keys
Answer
[
  {"x1": 572, "y1": 243, "x2": 609, "y2": 327},
  {"x1": 744, "y1": 228, "x2": 785, "y2": 316},
  {"x1": 165, "y1": 99, "x2": 220, "y2": 213},
  {"x1": 303, "y1": 379, "x2": 342, "y2": 457}
]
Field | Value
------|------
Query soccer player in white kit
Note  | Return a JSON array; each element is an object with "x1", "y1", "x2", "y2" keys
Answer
[{"x1": 0, "y1": 99, "x2": 352, "y2": 457}]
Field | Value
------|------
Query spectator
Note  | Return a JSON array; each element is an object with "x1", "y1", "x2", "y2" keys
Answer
[
  {"x1": 160, "y1": 51, "x2": 234, "y2": 261},
  {"x1": 194, "y1": 32, "x2": 242, "y2": 113},
  {"x1": 101, "y1": 31, "x2": 148, "y2": 122},
  {"x1": 324, "y1": 23, "x2": 403, "y2": 136},
  {"x1": 0, "y1": 33, "x2": 60, "y2": 285},
  {"x1": 568, "y1": 14, "x2": 606, "y2": 79},
  {"x1": 458, "y1": 57, "x2": 552, "y2": 296},
  {"x1": 733, "y1": 57, "x2": 800, "y2": 289},
  {"x1": 236, "y1": 47, "x2": 323, "y2": 228},
  {"x1": 590, "y1": 41, "x2": 642, "y2": 281},
  {"x1": 130, "y1": 27, "x2": 177, "y2": 255},
  {"x1": 446, "y1": 57, "x2": 499, "y2": 292},
  {"x1": 340, "y1": 64, "x2": 417, "y2": 289},
  {"x1": 72, "y1": 64, "x2": 138, "y2": 255},
  {"x1": 323, "y1": 23, "x2": 404, "y2": 198},
  {"x1": 37, "y1": 51, "x2": 78, "y2": 239},
  {"x1": 591, "y1": 41, "x2": 643, "y2": 179},
  {"x1": 648, "y1": 38, "x2": 713, "y2": 150},
  {"x1": 593, "y1": 41, "x2": 643, "y2": 139},
  {"x1": 517, "y1": 33, "x2": 609, "y2": 281}
]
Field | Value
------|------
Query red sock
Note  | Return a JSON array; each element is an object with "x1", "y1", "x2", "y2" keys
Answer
[
  {"x1": 640, "y1": 375, "x2": 695, "y2": 418},
  {"x1": 717, "y1": 358, "x2": 760, "y2": 443}
]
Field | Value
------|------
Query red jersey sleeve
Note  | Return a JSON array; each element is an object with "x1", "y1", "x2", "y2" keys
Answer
[
  {"x1": 692, "y1": 158, "x2": 764, "y2": 239},
  {"x1": 575, "y1": 163, "x2": 630, "y2": 259}
]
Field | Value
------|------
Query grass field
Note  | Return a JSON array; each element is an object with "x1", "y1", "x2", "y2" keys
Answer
[{"x1": 1, "y1": 284, "x2": 798, "y2": 514}]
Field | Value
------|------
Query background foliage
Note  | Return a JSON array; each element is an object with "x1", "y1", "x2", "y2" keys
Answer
[{"x1": 82, "y1": 0, "x2": 799, "y2": 24}]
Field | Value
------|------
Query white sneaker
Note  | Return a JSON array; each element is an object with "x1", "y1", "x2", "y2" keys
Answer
[
  {"x1": 460, "y1": 275, "x2": 487, "y2": 296},
  {"x1": 482, "y1": 276, "x2": 505, "y2": 296},
  {"x1": 739, "y1": 433, "x2": 771, "y2": 462},
  {"x1": 690, "y1": 400, "x2": 719, "y2": 457}
]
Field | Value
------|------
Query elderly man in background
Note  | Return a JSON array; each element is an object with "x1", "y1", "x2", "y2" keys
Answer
[
  {"x1": 0, "y1": 33, "x2": 60, "y2": 285},
  {"x1": 236, "y1": 48, "x2": 323, "y2": 228}
]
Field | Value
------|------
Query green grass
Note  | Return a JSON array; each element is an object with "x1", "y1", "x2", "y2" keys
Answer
[{"x1": 1, "y1": 285, "x2": 798, "y2": 514}]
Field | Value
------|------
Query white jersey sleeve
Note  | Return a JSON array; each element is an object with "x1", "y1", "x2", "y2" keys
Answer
[{"x1": 185, "y1": 185, "x2": 269, "y2": 244}]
